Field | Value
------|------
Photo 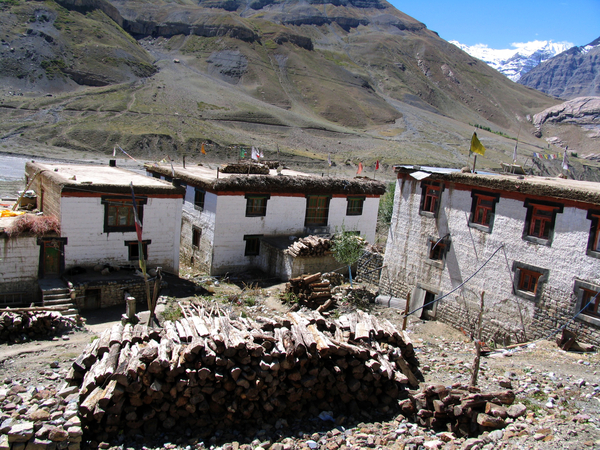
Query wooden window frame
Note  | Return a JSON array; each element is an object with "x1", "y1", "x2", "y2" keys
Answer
[
  {"x1": 346, "y1": 197, "x2": 365, "y2": 216},
  {"x1": 102, "y1": 196, "x2": 146, "y2": 233},
  {"x1": 245, "y1": 194, "x2": 270, "y2": 217},
  {"x1": 574, "y1": 279, "x2": 600, "y2": 327},
  {"x1": 586, "y1": 210, "x2": 600, "y2": 259},
  {"x1": 305, "y1": 195, "x2": 331, "y2": 226},
  {"x1": 426, "y1": 235, "x2": 450, "y2": 269},
  {"x1": 244, "y1": 235, "x2": 262, "y2": 256},
  {"x1": 125, "y1": 240, "x2": 150, "y2": 261},
  {"x1": 522, "y1": 199, "x2": 563, "y2": 246},
  {"x1": 419, "y1": 182, "x2": 443, "y2": 218},
  {"x1": 512, "y1": 261, "x2": 549, "y2": 301},
  {"x1": 192, "y1": 226, "x2": 202, "y2": 249},
  {"x1": 194, "y1": 188, "x2": 205, "y2": 211},
  {"x1": 469, "y1": 190, "x2": 500, "y2": 233}
]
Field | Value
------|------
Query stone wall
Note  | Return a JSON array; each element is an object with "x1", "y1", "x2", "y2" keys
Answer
[{"x1": 72, "y1": 278, "x2": 155, "y2": 310}]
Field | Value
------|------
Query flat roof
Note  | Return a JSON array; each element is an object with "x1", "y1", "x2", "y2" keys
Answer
[
  {"x1": 26, "y1": 162, "x2": 184, "y2": 196},
  {"x1": 146, "y1": 163, "x2": 387, "y2": 196},
  {"x1": 395, "y1": 165, "x2": 600, "y2": 205}
]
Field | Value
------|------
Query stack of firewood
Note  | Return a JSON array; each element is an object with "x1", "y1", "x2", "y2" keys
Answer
[
  {"x1": 399, "y1": 384, "x2": 518, "y2": 436},
  {"x1": 285, "y1": 272, "x2": 333, "y2": 310},
  {"x1": 0, "y1": 308, "x2": 77, "y2": 342},
  {"x1": 284, "y1": 236, "x2": 332, "y2": 257},
  {"x1": 68, "y1": 306, "x2": 421, "y2": 439}
]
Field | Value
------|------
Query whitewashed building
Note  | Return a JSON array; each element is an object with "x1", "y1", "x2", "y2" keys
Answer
[
  {"x1": 145, "y1": 163, "x2": 385, "y2": 277},
  {"x1": 24, "y1": 161, "x2": 184, "y2": 309},
  {"x1": 381, "y1": 165, "x2": 600, "y2": 346}
]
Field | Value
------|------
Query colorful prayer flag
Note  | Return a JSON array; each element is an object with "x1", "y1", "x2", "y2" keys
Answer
[
  {"x1": 251, "y1": 146, "x2": 259, "y2": 161},
  {"x1": 469, "y1": 132, "x2": 486, "y2": 156},
  {"x1": 328, "y1": 153, "x2": 332, "y2": 167},
  {"x1": 240, "y1": 148, "x2": 247, "y2": 159},
  {"x1": 375, "y1": 160, "x2": 380, "y2": 170},
  {"x1": 357, "y1": 162, "x2": 363, "y2": 175},
  {"x1": 201, "y1": 143, "x2": 206, "y2": 155}
]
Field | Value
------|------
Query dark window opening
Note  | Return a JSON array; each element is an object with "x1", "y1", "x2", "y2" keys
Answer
[
  {"x1": 245, "y1": 195, "x2": 269, "y2": 217},
  {"x1": 192, "y1": 227, "x2": 202, "y2": 248},
  {"x1": 102, "y1": 196, "x2": 146, "y2": 233},
  {"x1": 194, "y1": 188, "x2": 205, "y2": 211},
  {"x1": 346, "y1": 197, "x2": 365, "y2": 216},
  {"x1": 305, "y1": 196, "x2": 330, "y2": 226},
  {"x1": 244, "y1": 235, "x2": 261, "y2": 256},
  {"x1": 125, "y1": 240, "x2": 150, "y2": 261}
]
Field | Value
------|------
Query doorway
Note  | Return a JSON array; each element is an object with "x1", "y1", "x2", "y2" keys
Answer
[{"x1": 38, "y1": 238, "x2": 66, "y2": 278}]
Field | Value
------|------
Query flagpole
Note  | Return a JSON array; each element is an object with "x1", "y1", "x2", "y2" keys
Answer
[{"x1": 472, "y1": 154, "x2": 478, "y2": 173}]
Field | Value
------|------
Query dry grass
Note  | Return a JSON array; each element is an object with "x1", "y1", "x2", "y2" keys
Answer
[{"x1": 6, "y1": 214, "x2": 60, "y2": 237}]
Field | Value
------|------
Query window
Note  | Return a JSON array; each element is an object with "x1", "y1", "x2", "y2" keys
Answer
[
  {"x1": 305, "y1": 196, "x2": 330, "y2": 226},
  {"x1": 427, "y1": 235, "x2": 450, "y2": 268},
  {"x1": 244, "y1": 235, "x2": 261, "y2": 256},
  {"x1": 574, "y1": 280, "x2": 600, "y2": 326},
  {"x1": 346, "y1": 197, "x2": 365, "y2": 216},
  {"x1": 586, "y1": 211, "x2": 600, "y2": 258},
  {"x1": 192, "y1": 227, "x2": 202, "y2": 248},
  {"x1": 194, "y1": 188, "x2": 205, "y2": 211},
  {"x1": 102, "y1": 196, "x2": 146, "y2": 233},
  {"x1": 419, "y1": 182, "x2": 443, "y2": 218},
  {"x1": 429, "y1": 240, "x2": 446, "y2": 261},
  {"x1": 125, "y1": 240, "x2": 150, "y2": 261},
  {"x1": 512, "y1": 261, "x2": 549, "y2": 301},
  {"x1": 523, "y1": 200, "x2": 563, "y2": 245},
  {"x1": 245, "y1": 194, "x2": 269, "y2": 217},
  {"x1": 469, "y1": 191, "x2": 500, "y2": 232},
  {"x1": 581, "y1": 288, "x2": 600, "y2": 317}
]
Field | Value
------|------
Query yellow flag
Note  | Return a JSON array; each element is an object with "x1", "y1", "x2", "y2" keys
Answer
[
  {"x1": 201, "y1": 142, "x2": 206, "y2": 155},
  {"x1": 470, "y1": 132, "x2": 486, "y2": 156}
]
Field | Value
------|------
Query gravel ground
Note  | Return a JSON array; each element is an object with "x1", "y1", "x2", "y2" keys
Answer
[{"x1": 1, "y1": 282, "x2": 600, "y2": 450}]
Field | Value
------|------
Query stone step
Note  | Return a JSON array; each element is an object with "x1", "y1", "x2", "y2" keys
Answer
[
  {"x1": 43, "y1": 297, "x2": 73, "y2": 306},
  {"x1": 43, "y1": 294, "x2": 72, "y2": 302},
  {"x1": 41, "y1": 288, "x2": 70, "y2": 296}
]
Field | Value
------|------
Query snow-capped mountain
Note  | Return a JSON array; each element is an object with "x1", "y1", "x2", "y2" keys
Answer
[{"x1": 450, "y1": 40, "x2": 573, "y2": 82}]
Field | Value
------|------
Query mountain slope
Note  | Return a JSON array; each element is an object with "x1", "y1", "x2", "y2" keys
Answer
[
  {"x1": 450, "y1": 40, "x2": 572, "y2": 82},
  {"x1": 0, "y1": 0, "x2": 563, "y2": 171},
  {"x1": 518, "y1": 37, "x2": 600, "y2": 99}
]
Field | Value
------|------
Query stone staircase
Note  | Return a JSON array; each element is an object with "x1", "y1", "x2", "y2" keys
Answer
[{"x1": 39, "y1": 281, "x2": 79, "y2": 318}]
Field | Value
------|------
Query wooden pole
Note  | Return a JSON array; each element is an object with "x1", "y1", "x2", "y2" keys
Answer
[
  {"x1": 402, "y1": 293, "x2": 411, "y2": 331},
  {"x1": 470, "y1": 291, "x2": 485, "y2": 386}
]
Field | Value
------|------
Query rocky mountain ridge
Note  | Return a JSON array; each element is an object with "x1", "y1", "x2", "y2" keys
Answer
[
  {"x1": 518, "y1": 37, "x2": 600, "y2": 99},
  {"x1": 450, "y1": 40, "x2": 572, "y2": 82},
  {"x1": 0, "y1": 0, "x2": 576, "y2": 172}
]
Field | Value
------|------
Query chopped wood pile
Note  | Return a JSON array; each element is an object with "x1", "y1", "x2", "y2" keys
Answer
[
  {"x1": 284, "y1": 236, "x2": 332, "y2": 257},
  {"x1": 284, "y1": 272, "x2": 333, "y2": 310},
  {"x1": 0, "y1": 309, "x2": 77, "y2": 342},
  {"x1": 68, "y1": 306, "x2": 420, "y2": 439},
  {"x1": 400, "y1": 384, "x2": 518, "y2": 436},
  {"x1": 556, "y1": 329, "x2": 595, "y2": 352}
]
